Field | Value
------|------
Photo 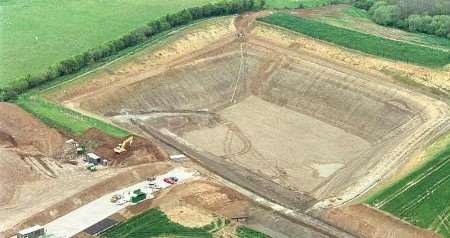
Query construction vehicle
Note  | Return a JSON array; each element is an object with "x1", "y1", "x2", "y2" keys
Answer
[
  {"x1": 110, "y1": 194, "x2": 122, "y2": 203},
  {"x1": 86, "y1": 164, "x2": 97, "y2": 172},
  {"x1": 76, "y1": 145, "x2": 86, "y2": 155},
  {"x1": 114, "y1": 136, "x2": 134, "y2": 154}
]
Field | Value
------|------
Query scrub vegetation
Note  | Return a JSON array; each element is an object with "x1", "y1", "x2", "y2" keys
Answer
[{"x1": 352, "y1": 0, "x2": 450, "y2": 39}]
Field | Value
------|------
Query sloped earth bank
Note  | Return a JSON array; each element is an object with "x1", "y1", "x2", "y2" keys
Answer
[
  {"x1": 45, "y1": 15, "x2": 450, "y2": 237},
  {"x1": 0, "y1": 103, "x2": 167, "y2": 234},
  {"x1": 0, "y1": 103, "x2": 64, "y2": 221},
  {"x1": 321, "y1": 204, "x2": 441, "y2": 238}
]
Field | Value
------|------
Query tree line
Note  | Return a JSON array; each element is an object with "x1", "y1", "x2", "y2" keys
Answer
[
  {"x1": 0, "y1": 0, "x2": 265, "y2": 101},
  {"x1": 352, "y1": 0, "x2": 450, "y2": 39}
]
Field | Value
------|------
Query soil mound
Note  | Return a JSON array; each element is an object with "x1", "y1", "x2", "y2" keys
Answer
[
  {"x1": 0, "y1": 103, "x2": 65, "y2": 206},
  {"x1": 0, "y1": 102, "x2": 64, "y2": 156},
  {"x1": 82, "y1": 128, "x2": 167, "y2": 166}
]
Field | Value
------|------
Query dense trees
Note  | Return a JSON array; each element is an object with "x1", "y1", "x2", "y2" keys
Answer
[
  {"x1": 0, "y1": 0, "x2": 265, "y2": 101},
  {"x1": 352, "y1": 0, "x2": 450, "y2": 38}
]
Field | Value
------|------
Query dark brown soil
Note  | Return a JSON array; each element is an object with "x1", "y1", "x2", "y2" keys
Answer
[{"x1": 81, "y1": 128, "x2": 168, "y2": 167}]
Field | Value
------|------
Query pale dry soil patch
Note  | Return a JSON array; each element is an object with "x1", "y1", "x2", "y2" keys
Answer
[{"x1": 184, "y1": 96, "x2": 370, "y2": 192}]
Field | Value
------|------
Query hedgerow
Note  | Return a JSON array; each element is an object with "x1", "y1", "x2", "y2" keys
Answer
[{"x1": 0, "y1": 0, "x2": 265, "y2": 102}]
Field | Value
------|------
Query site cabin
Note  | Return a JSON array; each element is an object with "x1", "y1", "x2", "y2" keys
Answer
[
  {"x1": 17, "y1": 225, "x2": 45, "y2": 238},
  {"x1": 131, "y1": 189, "x2": 146, "y2": 203},
  {"x1": 86, "y1": 153, "x2": 101, "y2": 165}
]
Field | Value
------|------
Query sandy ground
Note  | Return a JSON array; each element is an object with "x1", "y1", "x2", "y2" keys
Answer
[
  {"x1": 0, "y1": 102, "x2": 66, "y2": 230},
  {"x1": 321, "y1": 204, "x2": 442, "y2": 238},
  {"x1": 253, "y1": 22, "x2": 450, "y2": 95},
  {"x1": 44, "y1": 9, "x2": 448, "y2": 208},
  {"x1": 184, "y1": 96, "x2": 370, "y2": 192},
  {"x1": 2, "y1": 162, "x2": 172, "y2": 237},
  {"x1": 0, "y1": 103, "x2": 168, "y2": 234},
  {"x1": 40, "y1": 13, "x2": 450, "y2": 238}
]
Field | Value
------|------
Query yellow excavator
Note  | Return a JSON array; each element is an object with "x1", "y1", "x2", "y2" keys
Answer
[{"x1": 114, "y1": 136, "x2": 134, "y2": 154}]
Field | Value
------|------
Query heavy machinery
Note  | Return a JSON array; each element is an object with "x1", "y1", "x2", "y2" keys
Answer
[
  {"x1": 86, "y1": 164, "x2": 97, "y2": 172},
  {"x1": 114, "y1": 136, "x2": 134, "y2": 154}
]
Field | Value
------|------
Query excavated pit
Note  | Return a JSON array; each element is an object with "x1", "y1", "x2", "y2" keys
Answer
[{"x1": 50, "y1": 23, "x2": 449, "y2": 209}]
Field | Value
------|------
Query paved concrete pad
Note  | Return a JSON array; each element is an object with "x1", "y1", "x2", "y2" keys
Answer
[{"x1": 45, "y1": 167, "x2": 196, "y2": 238}]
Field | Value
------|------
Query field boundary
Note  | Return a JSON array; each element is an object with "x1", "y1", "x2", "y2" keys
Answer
[{"x1": 257, "y1": 13, "x2": 450, "y2": 67}]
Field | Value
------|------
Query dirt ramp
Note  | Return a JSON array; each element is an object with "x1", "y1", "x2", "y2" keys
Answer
[
  {"x1": 0, "y1": 103, "x2": 64, "y2": 206},
  {"x1": 0, "y1": 150, "x2": 39, "y2": 206},
  {"x1": 0, "y1": 131, "x2": 17, "y2": 148},
  {"x1": 0, "y1": 102, "x2": 64, "y2": 156},
  {"x1": 321, "y1": 204, "x2": 441, "y2": 238}
]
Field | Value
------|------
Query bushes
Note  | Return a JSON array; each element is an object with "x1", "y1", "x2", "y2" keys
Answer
[
  {"x1": 0, "y1": 0, "x2": 265, "y2": 102},
  {"x1": 352, "y1": 0, "x2": 450, "y2": 38},
  {"x1": 372, "y1": 5, "x2": 401, "y2": 26}
]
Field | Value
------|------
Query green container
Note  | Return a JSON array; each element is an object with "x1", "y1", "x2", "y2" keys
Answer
[{"x1": 131, "y1": 192, "x2": 146, "y2": 203}]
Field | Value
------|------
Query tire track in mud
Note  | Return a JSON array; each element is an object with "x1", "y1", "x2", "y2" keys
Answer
[{"x1": 132, "y1": 119, "x2": 356, "y2": 238}]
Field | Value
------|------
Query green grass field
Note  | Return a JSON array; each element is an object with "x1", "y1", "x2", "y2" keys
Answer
[
  {"x1": 259, "y1": 13, "x2": 450, "y2": 67},
  {"x1": 265, "y1": 0, "x2": 349, "y2": 9},
  {"x1": 0, "y1": 0, "x2": 216, "y2": 85},
  {"x1": 237, "y1": 226, "x2": 272, "y2": 238},
  {"x1": 12, "y1": 18, "x2": 205, "y2": 138},
  {"x1": 313, "y1": 6, "x2": 450, "y2": 51},
  {"x1": 16, "y1": 95, "x2": 128, "y2": 137},
  {"x1": 365, "y1": 134, "x2": 450, "y2": 237},
  {"x1": 101, "y1": 208, "x2": 225, "y2": 238},
  {"x1": 101, "y1": 208, "x2": 270, "y2": 238}
]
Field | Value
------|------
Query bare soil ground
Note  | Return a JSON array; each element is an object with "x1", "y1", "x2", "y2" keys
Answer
[
  {"x1": 118, "y1": 178, "x2": 332, "y2": 238},
  {"x1": 2, "y1": 162, "x2": 172, "y2": 237},
  {"x1": 0, "y1": 103, "x2": 168, "y2": 234},
  {"x1": 321, "y1": 204, "x2": 441, "y2": 238},
  {"x1": 184, "y1": 96, "x2": 371, "y2": 192},
  {"x1": 0, "y1": 102, "x2": 65, "y2": 223},
  {"x1": 42, "y1": 13, "x2": 450, "y2": 238},
  {"x1": 81, "y1": 128, "x2": 167, "y2": 167}
]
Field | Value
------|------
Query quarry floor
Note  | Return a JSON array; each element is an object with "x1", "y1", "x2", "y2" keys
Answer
[
  {"x1": 46, "y1": 13, "x2": 450, "y2": 208},
  {"x1": 3, "y1": 12, "x2": 448, "y2": 238}
]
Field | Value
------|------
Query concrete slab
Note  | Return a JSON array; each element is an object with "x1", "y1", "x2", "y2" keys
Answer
[{"x1": 44, "y1": 167, "x2": 197, "y2": 238}]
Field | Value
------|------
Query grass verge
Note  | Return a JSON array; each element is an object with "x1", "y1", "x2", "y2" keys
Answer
[
  {"x1": 16, "y1": 95, "x2": 128, "y2": 137},
  {"x1": 258, "y1": 13, "x2": 450, "y2": 67},
  {"x1": 237, "y1": 226, "x2": 272, "y2": 238}
]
